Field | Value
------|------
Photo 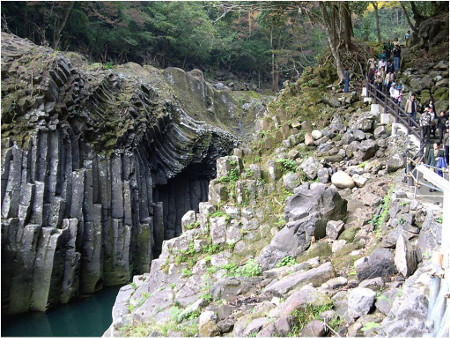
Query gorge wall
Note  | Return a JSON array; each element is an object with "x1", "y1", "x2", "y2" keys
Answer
[{"x1": 1, "y1": 33, "x2": 269, "y2": 315}]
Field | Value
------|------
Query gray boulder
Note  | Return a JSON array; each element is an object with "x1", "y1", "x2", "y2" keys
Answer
[
  {"x1": 394, "y1": 234, "x2": 417, "y2": 277},
  {"x1": 258, "y1": 183, "x2": 346, "y2": 270},
  {"x1": 300, "y1": 320, "x2": 327, "y2": 337},
  {"x1": 283, "y1": 172, "x2": 300, "y2": 191},
  {"x1": 347, "y1": 287, "x2": 376, "y2": 319},
  {"x1": 263, "y1": 262, "x2": 335, "y2": 297},
  {"x1": 317, "y1": 168, "x2": 330, "y2": 184},
  {"x1": 387, "y1": 154, "x2": 404, "y2": 172},
  {"x1": 355, "y1": 248, "x2": 397, "y2": 281},
  {"x1": 326, "y1": 220, "x2": 345, "y2": 240},
  {"x1": 300, "y1": 157, "x2": 321, "y2": 180}
]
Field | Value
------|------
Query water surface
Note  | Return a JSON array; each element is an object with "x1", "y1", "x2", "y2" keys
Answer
[{"x1": 2, "y1": 286, "x2": 121, "y2": 337}]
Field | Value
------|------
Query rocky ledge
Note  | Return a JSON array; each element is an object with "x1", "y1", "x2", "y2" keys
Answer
[{"x1": 1, "y1": 33, "x2": 271, "y2": 315}]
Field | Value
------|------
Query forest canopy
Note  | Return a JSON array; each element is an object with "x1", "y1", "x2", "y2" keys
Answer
[{"x1": 1, "y1": 1, "x2": 445, "y2": 89}]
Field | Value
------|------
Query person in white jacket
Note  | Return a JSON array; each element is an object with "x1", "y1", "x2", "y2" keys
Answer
[{"x1": 390, "y1": 83, "x2": 399, "y2": 102}]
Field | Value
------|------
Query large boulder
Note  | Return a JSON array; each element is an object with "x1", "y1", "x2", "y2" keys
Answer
[
  {"x1": 263, "y1": 262, "x2": 335, "y2": 297},
  {"x1": 394, "y1": 234, "x2": 417, "y2": 277},
  {"x1": 347, "y1": 287, "x2": 376, "y2": 319},
  {"x1": 387, "y1": 154, "x2": 404, "y2": 172},
  {"x1": 331, "y1": 171, "x2": 355, "y2": 189},
  {"x1": 258, "y1": 183, "x2": 347, "y2": 270},
  {"x1": 355, "y1": 248, "x2": 397, "y2": 281},
  {"x1": 300, "y1": 157, "x2": 321, "y2": 180}
]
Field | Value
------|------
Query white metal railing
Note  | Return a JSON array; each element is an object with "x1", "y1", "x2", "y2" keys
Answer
[{"x1": 411, "y1": 164, "x2": 450, "y2": 337}]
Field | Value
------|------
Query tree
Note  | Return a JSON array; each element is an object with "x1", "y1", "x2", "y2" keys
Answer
[{"x1": 371, "y1": 2, "x2": 382, "y2": 43}]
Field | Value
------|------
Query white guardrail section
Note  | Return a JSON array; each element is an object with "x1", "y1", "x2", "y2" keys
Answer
[{"x1": 417, "y1": 164, "x2": 450, "y2": 337}]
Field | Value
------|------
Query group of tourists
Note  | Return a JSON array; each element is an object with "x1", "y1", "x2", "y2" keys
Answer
[{"x1": 366, "y1": 34, "x2": 449, "y2": 178}]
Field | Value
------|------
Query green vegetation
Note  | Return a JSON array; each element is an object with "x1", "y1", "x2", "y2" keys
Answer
[
  {"x1": 276, "y1": 158, "x2": 297, "y2": 173},
  {"x1": 369, "y1": 184, "x2": 395, "y2": 235},
  {"x1": 185, "y1": 221, "x2": 200, "y2": 230},
  {"x1": 290, "y1": 304, "x2": 334, "y2": 335},
  {"x1": 276, "y1": 256, "x2": 297, "y2": 268}
]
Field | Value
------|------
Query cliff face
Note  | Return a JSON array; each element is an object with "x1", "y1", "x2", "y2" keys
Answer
[{"x1": 1, "y1": 33, "x2": 269, "y2": 315}]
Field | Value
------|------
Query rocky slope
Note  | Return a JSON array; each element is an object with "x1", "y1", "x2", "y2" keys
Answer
[
  {"x1": 105, "y1": 47, "x2": 448, "y2": 336},
  {"x1": 1, "y1": 32, "x2": 272, "y2": 315}
]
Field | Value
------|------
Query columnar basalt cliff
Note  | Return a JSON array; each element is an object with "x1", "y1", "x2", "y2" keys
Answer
[{"x1": 1, "y1": 33, "x2": 270, "y2": 315}]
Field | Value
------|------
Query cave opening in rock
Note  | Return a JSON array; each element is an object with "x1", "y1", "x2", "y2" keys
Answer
[{"x1": 152, "y1": 162, "x2": 215, "y2": 258}]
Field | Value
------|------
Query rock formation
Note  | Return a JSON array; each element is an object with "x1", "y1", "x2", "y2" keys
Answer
[{"x1": 1, "y1": 33, "x2": 271, "y2": 315}]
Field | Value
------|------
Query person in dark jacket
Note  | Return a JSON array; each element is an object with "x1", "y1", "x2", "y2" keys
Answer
[
  {"x1": 428, "y1": 99, "x2": 437, "y2": 137},
  {"x1": 437, "y1": 110, "x2": 448, "y2": 144},
  {"x1": 393, "y1": 42, "x2": 401, "y2": 72}
]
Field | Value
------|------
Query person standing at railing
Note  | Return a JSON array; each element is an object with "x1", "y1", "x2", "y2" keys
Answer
[
  {"x1": 421, "y1": 108, "x2": 433, "y2": 143},
  {"x1": 427, "y1": 142, "x2": 446, "y2": 181},
  {"x1": 405, "y1": 93, "x2": 417, "y2": 124}
]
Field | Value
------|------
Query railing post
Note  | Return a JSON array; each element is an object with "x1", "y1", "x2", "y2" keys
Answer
[{"x1": 365, "y1": 77, "x2": 369, "y2": 98}]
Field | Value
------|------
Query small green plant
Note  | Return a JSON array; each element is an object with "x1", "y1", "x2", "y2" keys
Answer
[
  {"x1": 358, "y1": 161, "x2": 368, "y2": 168},
  {"x1": 290, "y1": 304, "x2": 333, "y2": 335},
  {"x1": 102, "y1": 61, "x2": 114, "y2": 69},
  {"x1": 182, "y1": 268, "x2": 193, "y2": 277},
  {"x1": 185, "y1": 221, "x2": 200, "y2": 230},
  {"x1": 210, "y1": 211, "x2": 231, "y2": 223},
  {"x1": 128, "y1": 303, "x2": 135, "y2": 312},
  {"x1": 130, "y1": 282, "x2": 137, "y2": 290},
  {"x1": 436, "y1": 216, "x2": 443, "y2": 224},
  {"x1": 281, "y1": 189, "x2": 294, "y2": 203},
  {"x1": 170, "y1": 283, "x2": 176, "y2": 289},
  {"x1": 222, "y1": 262, "x2": 239, "y2": 276},
  {"x1": 170, "y1": 306, "x2": 183, "y2": 321},
  {"x1": 201, "y1": 292, "x2": 213, "y2": 303},
  {"x1": 369, "y1": 184, "x2": 394, "y2": 235},
  {"x1": 238, "y1": 259, "x2": 262, "y2": 277},
  {"x1": 206, "y1": 266, "x2": 218, "y2": 274},
  {"x1": 204, "y1": 243, "x2": 220, "y2": 255},
  {"x1": 274, "y1": 217, "x2": 286, "y2": 229},
  {"x1": 216, "y1": 167, "x2": 240, "y2": 184},
  {"x1": 276, "y1": 158, "x2": 297, "y2": 173},
  {"x1": 276, "y1": 256, "x2": 296, "y2": 268}
]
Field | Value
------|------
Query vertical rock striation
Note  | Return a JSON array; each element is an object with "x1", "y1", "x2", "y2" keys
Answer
[{"x1": 1, "y1": 33, "x2": 242, "y2": 315}]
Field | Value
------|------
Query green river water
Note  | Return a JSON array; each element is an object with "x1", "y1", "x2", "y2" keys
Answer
[{"x1": 1, "y1": 286, "x2": 121, "y2": 337}]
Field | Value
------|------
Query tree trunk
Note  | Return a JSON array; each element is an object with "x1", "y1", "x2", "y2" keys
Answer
[
  {"x1": 341, "y1": 2, "x2": 353, "y2": 50},
  {"x1": 270, "y1": 26, "x2": 278, "y2": 91},
  {"x1": 372, "y1": 2, "x2": 382, "y2": 43},
  {"x1": 319, "y1": 2, "x2": 345, "y2": 81},
  {"x1": 401, "y1": 3, "x2": 418, "y2": 33},
  {"x1": 52, "y1": 2, "x2": 74, "y2": 49}
]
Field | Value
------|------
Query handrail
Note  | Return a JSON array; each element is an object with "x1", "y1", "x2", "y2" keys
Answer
[{"x1": 365, "y1": 77, "x2": 422, "y2": 142}]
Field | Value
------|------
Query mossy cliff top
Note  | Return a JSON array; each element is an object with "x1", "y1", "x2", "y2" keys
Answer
[{"x1": 1, "y1": 32, "x2": 272, "y2": 153}]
